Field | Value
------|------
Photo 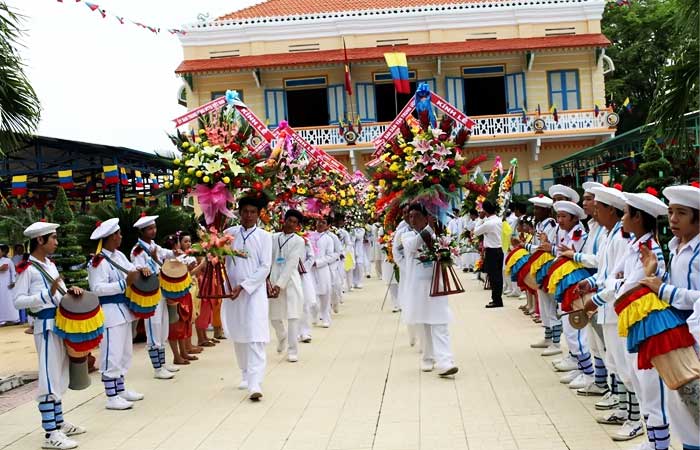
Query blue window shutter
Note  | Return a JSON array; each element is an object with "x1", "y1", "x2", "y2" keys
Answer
[
  {"x1": 417, "y1": 78, "x2": 436, "y2": 93},
  {"x1": 444, "y1": 77, "x2": 465, "y2": 112},
  {"x1": 264, "y1": 89, "x2": 286, "y2": 127},
  {"x1": 356, "y1": 83, "x2": 376, "y2": 122},
  {"x1": 505, "y1": 72, "x2": 526, "y2": 113},
  {"x1": 327, "y1": 85, "x2": 346, "y2": 124},
  {"x1": 547, "y1": 70, "x2": 579, "y2": 110}
]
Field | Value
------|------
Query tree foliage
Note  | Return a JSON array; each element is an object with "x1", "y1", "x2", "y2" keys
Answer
[{"x1": 0, "y1": 2, "x2": 41, "y2": 154}]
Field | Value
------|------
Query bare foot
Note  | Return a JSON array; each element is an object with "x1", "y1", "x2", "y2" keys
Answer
[
  {"x1": 210, "y1": 338, "x2": 220, "y2": 344},
  {"x1": 188, "y1": 347, "x2": 203, "y2": 354},
  {"x1": 174, "y1": 358, "x2": 190, "y2": 365},
  {"x1": 185, "y1": 354, "x2": 199, "y2": 361},
  {"x1": 198, "y1": 341, "x2": 215, "y2": 347}
]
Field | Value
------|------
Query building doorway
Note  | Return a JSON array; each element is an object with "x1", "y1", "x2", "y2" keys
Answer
[
  {"x1": 286, "y1": 88, "x2": 329, "y2": 127},
  {"x1": 374, "y1": 82, "x2": 416, "y2": 122},
  {"x1": 463, "y1": 76, "x2": 506, "y2": 116}
]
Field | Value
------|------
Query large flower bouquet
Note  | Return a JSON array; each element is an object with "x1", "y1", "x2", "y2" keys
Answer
[{"x1": 189, "y1": 226, "x2": 247, "y2": 265}]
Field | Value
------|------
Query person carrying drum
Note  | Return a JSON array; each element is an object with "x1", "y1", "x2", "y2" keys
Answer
[
  {"x1": 131, "y1": 214, "x2": 178, "y2": 380},
  {"x1": 13, "y1": 222, "x2": 86, "y2": 450},
  {"x1": 88, "y1": 218, "x2": 147, "y2": 410},
  {"x1": 269, "y1": 209, "x2": 306, "y2": 363}
]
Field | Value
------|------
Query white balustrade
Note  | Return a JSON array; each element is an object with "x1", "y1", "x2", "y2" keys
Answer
[{"x1": 285, "y1": 110, "x2": 610, "y2": 147}]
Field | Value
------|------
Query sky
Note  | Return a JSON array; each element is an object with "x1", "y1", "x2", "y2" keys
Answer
[{"x1": 6, "y1": 0, "x2": 261, "y2": 153}]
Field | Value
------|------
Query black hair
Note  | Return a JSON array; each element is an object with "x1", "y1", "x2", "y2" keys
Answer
[
  {"x1": 408, "y1": 203, "x2": 427, "y2": 216},
  {"x1": 238, "y1": 196, "x2": 266, "y2": 211},
  {"x1": 482, "y1": 201, "x2": 497, "y2": 215},
  {"x1": 514, "y1": 203, "x2": 528, "y2": 214},
  {"x1": 285, "y1": 209, "x2": 304, "y2": 223},
  {"x1": 0, "y1": 245, "x2": 8, "y2": 255},
  {"x1": 691, "y1": 208, "x2": 699, "y2": 224},
  {"x1": 469, "y1": 208, "x2": 478, "y2": 216},
  {"x1": 163, "y1": 234, "x2": 179, "y2": 250},
  {"x1": 628, "y1": 205, "x2": 657, "y2": 234}
]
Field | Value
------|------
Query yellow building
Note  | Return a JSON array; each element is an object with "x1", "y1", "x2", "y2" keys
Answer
[{"x1": 175, "y1": 0, "x2": 617, "y2": 194}]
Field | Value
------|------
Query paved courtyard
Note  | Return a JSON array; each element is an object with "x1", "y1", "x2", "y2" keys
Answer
[{"x1": 0, "y1": 275, "x2": 679, "y2": 450}]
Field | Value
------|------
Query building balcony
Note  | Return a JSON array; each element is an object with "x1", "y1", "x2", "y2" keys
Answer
[{"x1": 289, "y1": 108, "x2": 616, "y2": 151}]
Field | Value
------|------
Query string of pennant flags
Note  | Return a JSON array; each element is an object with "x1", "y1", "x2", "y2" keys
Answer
[
  {"x1": 10, "y1": 167, "x2": 164, "y2": 197},
  {"x1": 54, "y1": 0, "x2": 187, "y2": 36}
]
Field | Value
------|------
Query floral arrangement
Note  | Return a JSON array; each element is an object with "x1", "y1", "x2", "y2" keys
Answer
[
  {"x1": 417, "y1": 234, "x2": 460, "y2": 264},
  {"x1": 189, "y1": 226, "x2": 247, "y2": 265}
]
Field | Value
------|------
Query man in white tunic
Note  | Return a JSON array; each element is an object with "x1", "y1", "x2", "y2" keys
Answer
[
  {"x1": 131, "y1": 215, "x2": 177, "y2": 380},
  {"x1": 0, "y1": 244, "x2": 19, "y2": 325},
  {"x1": 298, "y1": 235, "x2": 317, "y2": 343},
  {"x1": 312, "y1": 217, "x2": 338, "y2": 328},
  {"x1": 352, "y1": 226, "x2": 366, "y2": 288},
  {"x1": 88, "y1": 218, "x2": 146, "y2": 410},
  {"x1": 393, "y1": 205, "x2": 419, "y2": 346},
  {"x1": 402, "y1": 204, "x2": 459, "y2": 377},
  {"x1": 223, "y1": 196, "x2": 272, "y2": 401},
  {"x1": 269, "y1": 210, "x2": 305, "y2": 363},
  {"x1": 13, "y1": 222, "x2": 86, "y2": 450},
  {"x1": 336, "y1": 219, "x2": 355, "y2": 292}
]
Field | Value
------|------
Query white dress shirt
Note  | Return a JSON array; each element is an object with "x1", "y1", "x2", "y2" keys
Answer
[{"x1": 473, "y1": 215, "x2": 502, "y2": 249}]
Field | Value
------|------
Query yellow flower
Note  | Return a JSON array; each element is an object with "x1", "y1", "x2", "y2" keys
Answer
[
  {"x1": 389, "y1": 162, "x2": 400, "y2": 172},
  {"x1": 379, "y1": 179, "x2": 386, "y2": 188},
  {"x1": 392, "y1": 180, "x2": 400, "y2": 187},
  {"x1": 405, "y1": 156, "x2": 414, "y2": 162},
  {"x1": 400, "y1": 143, "x2": 407, "y2": 148},
  {"x1": 173, "y1": 158, "x2": 181, "y2": 165},
  {"x1": 339, "y1": 190, "x2": 346, "y2": 198},
  {"x1": 195, "y1": 170, "x2": 203, "y2": 178},
  {"x1": 202, "y1": 141, "x2": 210, "y2": 147},
  {"x1": 164, "y1": 181, "x2": 171, "y2": 189},
  {"x1": 181, "y1": 142, "x2": 190, "y2": 149},
  {"x1": 222, "y1": 176, "x2": 231, "y2": 184},
  {"x1": 187, "y1": 167, "x2": 195, "y2": 175},
  {"x1": 195, "y1": 137, "x2": 202, "y2": 144},
  {"x1": 347, "y1": 198, "x2": 354, "y2": 206},
  {"x1": 402, "y1": 180, "x2": 409, "y2": 187},
  {"x1": 340, "y1": 199, "x2": 347, "y2": 207},
  {"x1": 391, "y1": 155, "x2": 399, "y2": 161},
  {"x1": 173, "y1": 179, "x2": 180, "y2": 186},
  {"x1": 189, "y1": 146, "x2": 197, "y2": 153},
  {"x1": 183, "y1": 177, "x2": 191, "y2": 185},
  {"x1": 203, "y1": 175, "x2": 210, "y2": 183},
  {"x1": 173, "y1": 170, "x2": 180, "y2": 177},
  {"x1": 330, "y1": 194, "x2": 337, "y2": 201},
  {"x1": 297, "y1": 187, "x2": 307, "y2": 195},
  {"x1": 198, "y1": 129, "x2": 206, "y2": 135}
]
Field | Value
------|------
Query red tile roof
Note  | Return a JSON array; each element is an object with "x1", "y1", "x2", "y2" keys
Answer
[
  {"x1": 218, "y1": 0, "x2": 487, "y2": 20},
  {"x1": 176, "y1": 34, "x2": 610, "y2": 74}
]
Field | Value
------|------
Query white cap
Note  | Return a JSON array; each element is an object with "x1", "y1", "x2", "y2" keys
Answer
[
  {"x1": 133, "y1": 215, "x2": 158, "y2": 229},
  {"x1": 582, "y1": 181, "x2": 604, "y2": 194},
  {"x1": 663, "y1": 185, "x2": 700, "y2": 211},
  {"x1": 24, "y1": 222, "x2": 60, "y2": 239},
  {"x1": 623, "y1": 192, "x2": 668, "y2": 218},
  {"x1": 549, "y1": 184, "x2": 580, "y2": 203},
  {"x1": 528, "y1": 195, "x2": 554, "y2": 209},
  {"x1": 90, "y1": 218, "x2": 120, "y2": 240},
  {"x1": 590, "y1": 186, "x2": 626, "y2": 211},
  {"x1": 554, "y1": 200, "x2": 586, "y2": 219}
]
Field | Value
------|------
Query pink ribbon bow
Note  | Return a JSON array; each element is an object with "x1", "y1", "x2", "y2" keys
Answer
[{"x1": 194, "y1": 182, "x2": 234, "y2": 226}]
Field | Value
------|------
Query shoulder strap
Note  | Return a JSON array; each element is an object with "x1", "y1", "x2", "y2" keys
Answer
[{"x1": 28, "y1": 260, "x2": 66, "y2": 296}]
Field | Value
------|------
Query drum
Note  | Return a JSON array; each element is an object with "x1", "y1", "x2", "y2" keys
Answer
[
  {"x1": 545, "y1": 258, "x2": 591, "y2": 312},
  {"x1": 54, "y1": 291, "x2": 104, "y2": 391},
  {"x1": 568, "y1": 309, "x2": 589, "y2": 329},
  {"x1": 504, "y1": 247, "x2": 529, "y2": 283},
  {"x1": 160, "y1": 260, "x2": 192, "y2": 299},
  {"x1": 529, "y1": 250, "x2": 555, "y2": 289},
  {"x1": 615, "y1": 285, "x2": 700, "y2": 388},
  {"x1": 125, "y1": 272, "x2": 161, "y2": 319}
]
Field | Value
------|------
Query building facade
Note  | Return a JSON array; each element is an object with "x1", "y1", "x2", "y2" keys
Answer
[{"x1": 175, "y1": 0, "x2": 617, "y2": 194}]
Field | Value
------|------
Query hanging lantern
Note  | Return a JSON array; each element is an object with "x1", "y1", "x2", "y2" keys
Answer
[{"x1": 430, "y1": 259, "x2": 465, "y2": 297}]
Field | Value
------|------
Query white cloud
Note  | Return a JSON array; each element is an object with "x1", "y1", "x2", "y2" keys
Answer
[{"x1": 6, "y1": 0, "x2": 259, "y2": 153}]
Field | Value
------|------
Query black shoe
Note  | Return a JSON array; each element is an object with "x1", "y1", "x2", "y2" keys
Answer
[
  {"x1": 485, "y1": 302, "x2": 503, "y2": 308},
  {"x1": 462, "y1": 268, "x2": 469, "y2": 273}
]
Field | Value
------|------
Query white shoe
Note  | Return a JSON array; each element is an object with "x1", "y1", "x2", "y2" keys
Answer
[
  {"x1": 300, "y1": 335, "x2": 312, "y2": 343},
  {"x1": 237, "y1": 380, "x2": 248, "y2": 390},
  {"x1": 508, "y1": 291, "x2": 520, "y2": 297},
  {"x1": 559, "y1": 370, "x2": 582, "y2": 384},
  {"x1": 59, "y1": 422, "x2": 85, "y2": 437},
  {"x1": 530, "y1": 339, "x2": 551, "y2": 349},
  {"x1": 332, "y1": 303, "x2": 339, "y2": 314},
  {"x1": 287, "y1": 354, "x2": 299, "y2": 363},
  {"x1": 577, "y1": 382, "x2": 608, "y2": 396},
  {"x1": 154, "y1": 368, "x2": 174, "y2": 380},
  {"x1": 391, "y1": 307, "x2": 401, "y2": 313},
  {"x1": 119, "y1": 390, "x2": 144, "y2": 401},
  {"x1": 106, "y1": 396, "x2": 133, "y2": 410},
  {"x1": 553, "y1": 355, "x2": 578, "y2": 372},
  {"x1": 43, "y1": 430, "x2": 78, "y2": 449},
  {"x1": 503, "y1": 290, "x2": 512, "y2": 296},
  {"x1": 541, "y1": 344, "x2": 562, "y2": 356},
  {"x1": 568, "y1": 373, "x2": 594, "y2": 390},
  {"x1": 420, "y1": 361, "x2": 434, "y2": 372},
  {"x1": 276, "y1": 337, "x2": 287, "y2": 354},
  {"x1": 320, "y1": 321, "x2": 330, "y2": 328},
  {"x1": 437, "y1": 366, "x2": 459, "y2": 377},
  {"x1": 596, "y1": 409, "x2": 627, "y2": 425},
  {"x1": 612, "y1": 420, "x2": 644, "y2": 441},
  {"x1": 164, "y1": 364, "x2": 180, "y2": 373},
  {"x1": 595, "y1": 392, "x2": 619, "y2": 410}
]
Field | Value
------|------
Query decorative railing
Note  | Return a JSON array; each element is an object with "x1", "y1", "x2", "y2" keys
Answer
[{"x1": 289, "y1": 109, "x2": 614, "y2": 147}]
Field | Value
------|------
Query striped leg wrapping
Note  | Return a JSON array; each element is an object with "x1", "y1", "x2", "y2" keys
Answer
[
  {"x1": 158, "y1": 347, "x2": 166, "y2": 366},
  {"x1": 544, "y1": 327, "x2": 552, "y2": 340},
  {"x1": 594, "y1": 357, "x2": 608, "y2": 388},
  {"x1": 117, "y1": 376, "x2": 125, "y2": 393},
  {"x1": 39, "y1": 400, "x2": 57, "y2": 433},
  {"x1": 653, "y1": 424, "x2": 670, "y2": 450},
  {"x1": 54, "y1": 401, "x2": 63, "y2": 426},
  {"x1": 148, "y1": 347, "x2": 161, "y2": 369},
  {"x1": 628, "y1": 391, "x2": 640, "y2": 421},
  {"x1": 102, "y1": 375, "x2": 118, "y2": 397},
  {"x1": 551, "y1": 324, "x2": 562, "y2": 344},
  {"x1": 577, "y1": 352, "x2": 594, "y2": 375}
]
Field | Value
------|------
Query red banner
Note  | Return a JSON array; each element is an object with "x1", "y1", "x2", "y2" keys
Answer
[
  {"x1": 371, "y1": 93, "x2": 475, "y2": 155},
  {"x1": 173, "y1": 97, "x2": 227, "y2": 127}
]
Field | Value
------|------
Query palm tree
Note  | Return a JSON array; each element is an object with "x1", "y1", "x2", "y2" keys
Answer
[{"x1": 0, "y1": 2, "x2": 41, "y2": 154}]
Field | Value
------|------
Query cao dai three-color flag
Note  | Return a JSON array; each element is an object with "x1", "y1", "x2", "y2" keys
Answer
[
  {"x1": 383, "y1": 52, "x2": 410, "y2": 94},
  {"x1": 11, "y1": 175, "x2": 27, "y2": 196},
  {"x1": 120, "y1": 167, "x2": 129, "y2": 186},
  {"x1": 103, "y1": 165, "x2": 119, "y2": 185},
  {"x1": 58, "y1": 170, "x2": 74, "y2": 189},
  {"x1": 149, "y1": 173, "x2": 160, "y2": 190},
  {"x1": 135, "y1": 170, "x2": 144, "y2": 188}
]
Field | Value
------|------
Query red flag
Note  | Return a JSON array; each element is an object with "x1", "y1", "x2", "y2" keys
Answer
[{"x1": 343, "y1": 38, "x2": 352, "y2": 96}]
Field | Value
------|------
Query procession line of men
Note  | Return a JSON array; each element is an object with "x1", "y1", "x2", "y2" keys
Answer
[
  {"x1": 511, "y1": 182, "x2": 700, "y2": 450},
  {"x1": 10, "y1": 195, "x2": 382, "y2": 449}
]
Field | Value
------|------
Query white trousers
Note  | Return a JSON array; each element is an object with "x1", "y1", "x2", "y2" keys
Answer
[
  {"x1": 34, "y1": 325, "x2": 69, "y2": 402},
  {"x1": 587, "y1": 318, "x2": 606, "y2": 361},
  {"x1": 318, "y1": 293, "x2": 332, "y2": 325},
  {"x1": 623, "y1": 350, "x2": 668, "y2": 428},
  {"x1": 666, "y1": 384, "x2": 699, "y2": 447},
  {"x1": 271, "y1": 319, "x2": 299, "y2": 357},
  {"x1": 100, "y1": 322, "x2": 133, "y2": 379},
  {"x1": 233, "y1": 342, "x2": 266, "y2": 393},
  {"x1": 602, "y1": 323, "x2": 632, "y2": 386},
  {"x1": 145, "y1": 298, "x2": 169, "y2": 349},
  {"x1": 375, "y1": 259, "x2": 382, "y2": 279},
  {"x1": 538, "y1": 290, "x2": 560, "y2": 328},
  {"x1": 562, "y1": 315, "x2": 589, "y2": 356},
  {"x1": 420, "y1": 324, "x2": 454, "y2": 371},
  {"x1": 345, "y1": 270, "x2": 353, "y2": 291},
  {"x1": 389, "y1": 284, "x2": 399, "y2": 310},
  {"x1": 352, "y1": 265, "x2": 364, "y2": 287}
]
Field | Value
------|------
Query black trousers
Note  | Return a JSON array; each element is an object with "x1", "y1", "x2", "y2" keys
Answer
[{"x1": 484, "y1": 247, "x2": 504, "y2": 305}]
